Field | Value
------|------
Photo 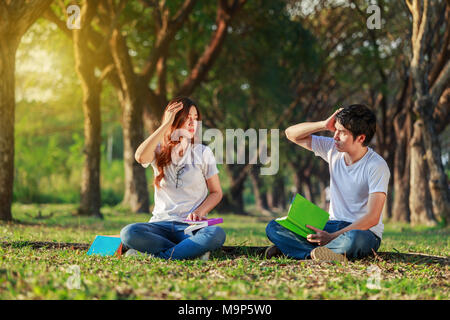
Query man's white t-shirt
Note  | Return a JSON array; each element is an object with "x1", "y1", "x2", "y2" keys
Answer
[
  {"x1": 142, "y1": 143, "x2": 219, "y2": 223},
  {"x1": 311, "y1": 135, "x2": 390, "y2": 239}
]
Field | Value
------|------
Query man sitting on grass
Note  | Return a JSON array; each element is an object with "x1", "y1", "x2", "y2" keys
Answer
[{"x1": 265, "y1": 104, "x2": 390, "y2": 262}]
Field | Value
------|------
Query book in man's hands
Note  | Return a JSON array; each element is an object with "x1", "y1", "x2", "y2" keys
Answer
[
  {"x1": 276, "y1": 193, "x2": 329, "y2": 238},
  {"x1": 183, "y1": 218, "x2": 223, "y2": 235}
]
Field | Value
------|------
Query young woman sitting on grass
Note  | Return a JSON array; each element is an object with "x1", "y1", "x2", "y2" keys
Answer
[{"x1": 120, "y1": 97, "x2": 225, "y2": 260}]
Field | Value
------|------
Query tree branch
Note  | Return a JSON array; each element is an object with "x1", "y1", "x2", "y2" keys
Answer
[
  {"x1": 110, "y1": 28, "x2": 138, "y2": 99},
  {"x1": 140, "y1": 0, "x2": 197, "y2": 83},
  {"x1": 430, "y1": 59, "x2": 450, "y2": 104},
  {"x1": 97, "y1": 63, "x2": 116, "y2": 85},
  {"x1": 406, "y1": 0, "x2": 414, "y2": 14},
  {"x1": 42, "y1": 7, "x2": 73, "y2": 39},
  {"x1": 1, "y1": 0, "x2": 53, "y2": 40},
  {"x1": 429, "y1": 4, "x2": 450, "y2": 86},
  {"x1": 177, "y1": 0, "x2": 247, "y2": 96}
]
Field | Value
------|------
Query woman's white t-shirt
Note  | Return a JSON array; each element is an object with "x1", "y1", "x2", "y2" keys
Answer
[
  {"x1": 311, "y1": 135, "x2": 390, "y2": 239},
  {"x1": 142, "y1": 143, "x2": 219, "y2": 223}
]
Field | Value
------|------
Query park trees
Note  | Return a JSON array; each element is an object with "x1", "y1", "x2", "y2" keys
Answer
[
  {"x1": 193, "y1": 0, "x2": 304, "y2": 214},
  {"x1": 44, "y1": 0, "x2": 123, "y2": 217},
  {"x1": 0, "y1": 0, "x2": 53, "y2": 221},
  {"x1": 103, "y1": 0, "x2": 246, "y2": 213},
  {"x1": 45, "y1": 0, "x2": 246, "y2": 214},
  {"x1": 406, "y1": 0, "x2": 449, "y2": 225},
  {"x1": 73, "y1": 1, "x2": 108, "y2": 218},
  {"x1": 2, "y1": 0, "x2": 447, "y2": 226},
  {"x1": 273, "y1": 1, "x2": 374, "y2": 213}
]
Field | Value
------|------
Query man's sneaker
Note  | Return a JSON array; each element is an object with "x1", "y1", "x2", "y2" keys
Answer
[
  {"x1": 310, "y1": 246, "x2": 347, "y2": 263},
  {"x1": 199, "y1": 251, "x2": 210, "y2": 261},
  {"x1": 264, "y1": 245, "x2": 283, "y2": 259},
  {"x1": 124, "y1": 248, "x2": 153, "y2": 258}
]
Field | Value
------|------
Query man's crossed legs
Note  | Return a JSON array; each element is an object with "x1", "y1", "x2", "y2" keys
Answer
[{"x1": 266, "y1": 220, "x2": 381, "y2": 260}]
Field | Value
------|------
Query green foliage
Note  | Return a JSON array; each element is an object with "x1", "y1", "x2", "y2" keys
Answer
[{"x1": 14, "y1": 133, "x2": 77, "y2": 203}]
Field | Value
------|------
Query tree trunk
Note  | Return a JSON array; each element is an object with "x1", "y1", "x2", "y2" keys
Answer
[
  {"x1": 73, "y1": 3, "x2": 103, "y2": 218},
  {"x1": 77, "y1": 78, "x2": 102, "y2": 217},
  {"x1": 119, "y1": 85, "x2": 150, "y2": 213},
  {"x1": 249, "y1": 165, "x2": 269, "y2": 211},
  {"x1": 302, "y1": 178, "x2": 313, "y2": 202},
  {"x1": 318, "y1": 180, "x2": 328, "y2": 211},
  {"x1": 407, "y1": 0, "x2": 450, "y2": 225},
  {"x1": 391, "y1": 110, "x2": 412, "y2": 222},
  {"x1": 409, "y1": 119, "x2": 436, "y2": 226},
  {"x1": 0, "y1": 0, "x2": 53, "y2": 221},
  {"x1": 373, "y1": 92, "x2": 395, "y2": 220},
  {"x1": 110, "y1": 30, "x2": 150, "y2": 213},
  {"x1": 292, "y1": 170, "x2": 302, "y2": 197},
  {"x1": 216, "y1": 165, "x2": 247, "y2": 214},
  {"x1": 382, "y1": 181, "x2": 394, "y2": 220},
  {"x1": 278, "y1": 176, "x2": 287, "y2": 210},
  {"x1": 293, "y1": 169, "x2": 312, "y2": 202},
  {"x1": 142, "y1": 86, "x2": 166, "y2": 135},
  {"x1": 270, "y1": 175, "x2": 286, "y2": 211},
  {"x1": 0, "y1": 38, "x2": 18, "y2": 222},
  {"x1": 419, "y1": 100, "x2": 450, "y2": 224},
  {"x1": 217, "y1": 180, "x2": 246, "y2": 214},
  {"x1": 381, "y1": 189, "x2": 391, "y2": 221}
]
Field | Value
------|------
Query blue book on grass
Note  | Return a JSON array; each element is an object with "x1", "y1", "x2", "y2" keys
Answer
[{"x1": 87, "y1": 235, "x2": 123, "y2": 256}]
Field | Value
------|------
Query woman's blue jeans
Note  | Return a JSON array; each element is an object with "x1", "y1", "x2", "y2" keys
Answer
[
  {"x1": 266, "y1": 220, "x2": 381, "y2": 260},
  {"x1": 120, "y1": 221, "x2": 226, "y2": 260}
]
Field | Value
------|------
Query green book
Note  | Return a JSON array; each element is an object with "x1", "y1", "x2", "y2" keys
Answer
[{"x1": 276, "y1": 193, "x2": 329, "y2": 238}]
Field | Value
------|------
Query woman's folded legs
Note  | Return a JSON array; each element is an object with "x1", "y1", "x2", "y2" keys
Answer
[{"x1": 120, "y1": 221, "x2": 226, "y2": 260}]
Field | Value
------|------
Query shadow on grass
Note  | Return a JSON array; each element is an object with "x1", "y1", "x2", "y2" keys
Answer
[
  {"x1": 2, "y1": 241, "x2": 449, "y2": 266},
  {"x1": 219, "y1": 247, "x2": 450, "y2": 266},
  {"x1": 371, "y1": 251, "x2": 450, "y2": 266},
  {"x1": 8, "y1": 215, "x2": 137, "y2": 231},
  {"x1": 0, "y1": 240, "x2": 90, "y2": 250}
]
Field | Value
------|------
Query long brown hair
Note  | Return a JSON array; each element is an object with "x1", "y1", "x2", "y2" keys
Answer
[{"x1": 154, "y1": 97, "x2": 201, "y2": 189}]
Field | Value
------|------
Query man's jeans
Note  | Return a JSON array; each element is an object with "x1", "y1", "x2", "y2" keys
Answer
[
  {"x1": 266, "y1": 220, "x2": 381, "y2": 260},
  {"x1": 120, "y1": 221, "x2": 226, "y2": 260}
]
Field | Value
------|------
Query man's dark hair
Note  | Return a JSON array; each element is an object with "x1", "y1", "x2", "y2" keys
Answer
[{"x1": 335, "y1": 104, "x2": 376, "y2": 146}]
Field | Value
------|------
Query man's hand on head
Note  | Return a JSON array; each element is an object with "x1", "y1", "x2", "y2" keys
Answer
[{"x1": 323, "y1": 108, "x2": 343, "y2": 132}]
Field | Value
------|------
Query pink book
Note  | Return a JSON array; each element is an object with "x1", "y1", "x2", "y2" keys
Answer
[{"x1": 183, "y1": 218, "x2": 223, "y2": 235}]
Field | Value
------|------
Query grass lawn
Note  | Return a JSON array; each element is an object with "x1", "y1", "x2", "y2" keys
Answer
[{"x1": 0, "y1": 203, "x2": 448, "y2": 300}]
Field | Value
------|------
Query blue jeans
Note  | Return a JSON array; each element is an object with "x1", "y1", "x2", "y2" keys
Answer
[
  {"x1": 120, "y1": 221, "x2": 226, "y2": 260},
  {"x1": 266, "y1": 220, "x2": 381, "y2": 260}
]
